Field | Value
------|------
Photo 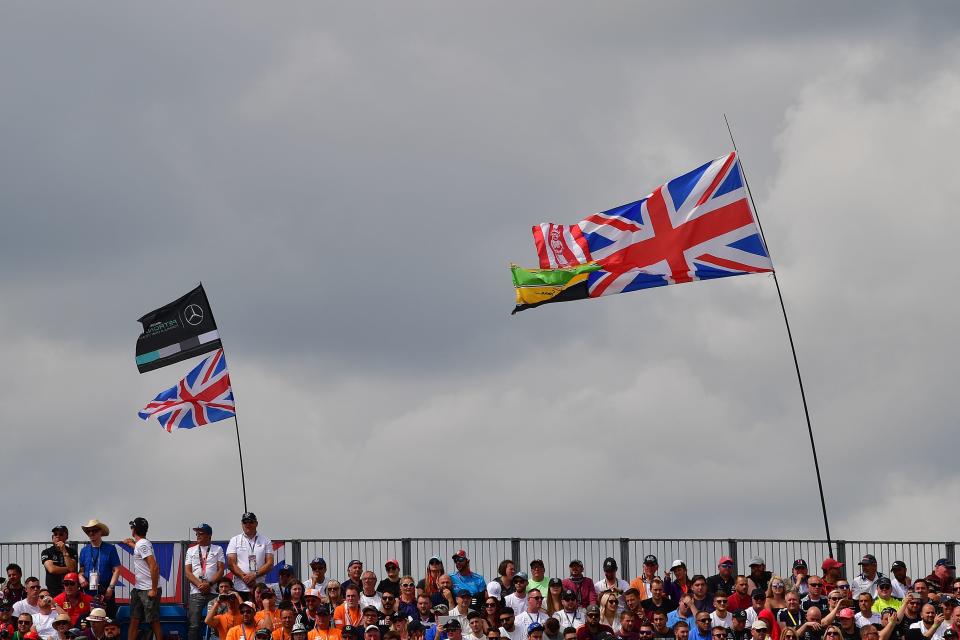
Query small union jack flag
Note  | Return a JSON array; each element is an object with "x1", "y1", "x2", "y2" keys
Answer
[{"x1": 138, "y1": 348, "x2": 235, "y2": 432}]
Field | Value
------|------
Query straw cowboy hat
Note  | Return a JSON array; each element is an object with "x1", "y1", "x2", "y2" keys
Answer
[{"x1": 81, "y1": 519, "x2": 110, "y2": 536}]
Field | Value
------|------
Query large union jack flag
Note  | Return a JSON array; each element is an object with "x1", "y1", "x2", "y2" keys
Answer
[
  {"x1": 529, "y1": 152, "x2": 773, "y2": 302},
  {"x1": 138, "y1": 348, "x2": 235, "y2": 432}
]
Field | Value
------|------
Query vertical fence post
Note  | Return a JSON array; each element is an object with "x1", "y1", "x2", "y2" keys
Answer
[
  {"x1": 291, "y1": 540, "x2": 301, "y2": 578},
  {"x1": 402, "y1": 539, "x2": 412, "y2": 576},
  {"x1": 180, "y1": 541, "x2": 190, "y2": 607},
  {"x1": 946, "y1": 543, "x2": 956, "y2": 566},
  {"x1": 620, "y1": 539, "x2": 631, "y2": 580},
  {"x1": 835, "y1": 540, "x2": 846, "y2": 566},
  {"x1": 727, "y1": 539, "x2": 738, "y2": 569},
  {"x1": 511, "y1": 539, "x2": 521, "y2": 567}
]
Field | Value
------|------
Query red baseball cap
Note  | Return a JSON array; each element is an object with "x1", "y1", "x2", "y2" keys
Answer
[
  {"x1": 64, "y1": 572, "x2": 80, "y2": 583},
  {"x1": 718, "y1": 556, "x2": 734, "y2": 567},
  {"x1": 385, "y1": 559, "x2": 400, "y2": 568},
  {"x1": 822, "y1": 558, "x2": 844, "y2": 570}
]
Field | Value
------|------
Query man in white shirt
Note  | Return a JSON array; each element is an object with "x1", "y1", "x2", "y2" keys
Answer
[
  {"x1": 126, "y1": 517, "x2": 163, "y2": 640},
  {"x1": 710, "y1": 592, "x2": 732, "y2": 629},
  {"x1": 595, "y1": 559, "x2": 629, "y2": 611},
  {"x1": 910, "y1": 604, "x2": 948, "y2": 640},
  {"x1": 552, "y1": 589, "x2": 585, "y2": 629},
  {"x1": 184, "y1": 523, "x2": 226, "y2": 640},
  {"x1": 500, "y1": 608, "x2": 523, "y2": 640},
  {"x1": 359, "y1": 572, "x2": 383, "y2": 610},
  {"x1": 226, "y1": 512, "x2": 274, "y2": 601},
  {"x1": 506, "y1": 575, "x2": 530, "y2": 615},
  {"x1": 13, "y1": 578, "x2": 41, "y2": 617},
  {"x1": 851, "y1": 556, "x2": 882, "y2": 598},
  {"x1": 515, "y1": 590, "x2": 550, "y2": 640}
]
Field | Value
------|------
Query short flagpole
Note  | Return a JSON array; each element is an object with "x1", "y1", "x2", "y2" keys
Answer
[
  {"x1": 723, "y1": 114, "x2": 835, "y2": 559},
  {"x1": 233, "y1": 415, "x2": 249, "y2": 513}
]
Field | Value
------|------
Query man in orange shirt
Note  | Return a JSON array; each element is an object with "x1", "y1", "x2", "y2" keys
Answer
[
  {"x1": 205, "y1": 592, "x2": 243, "y2": 640},
  {"x1": 225, "y1": 602, "x2": 260, "y2": 640},
  {"x1": 272, "y1": 608, "x2": 297, "y2": 640},
  {"x1": 308, "y1": 606, "x2": 342, "y2": 640},
  {"x1": 335, "y1": 587, "x2": 363, "y2": 629}
]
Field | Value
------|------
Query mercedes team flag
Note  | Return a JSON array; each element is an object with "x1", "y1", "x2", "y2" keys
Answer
[
  {"x1": 135, "y1": 284, "x2": 222, "y2": 373},
  {"x1": 511, "y1": 152, "x2": 773, "y2": 313},
  {"x1": 138, "y1": 348, "x2": 235, "y2": 432}
]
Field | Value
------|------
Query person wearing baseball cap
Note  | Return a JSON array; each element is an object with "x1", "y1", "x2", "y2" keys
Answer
[
  {"x1": 225, "y1": 601, "x2": 260, "y2": 640},
  {"x1": 850, "y1": 555, "x2": 881, "y2": 598},
  {"x1": 185, "y1": 523, "x2": 225, "y2": 640},
  {"x1": 707, "y1": 558, "x2": 737, "y2": 598},
  {"x1": 564, "y1": 561, "x2": 598, "y2": 608},
  {"x1": 790, "y1": 560, "x2": 810, "y2": 597},
  {"x1": 41, "y1": 526, "x2": 78, "y2": 597},
  {"x1": 746, "y1": 558, "x2": 771, "y2": 595},
  {"x1": 925, "y1": 559, "x2": 957, "y2": 593},
  {"x1": 52, "y1": 573, "x2": 93, "y2": 627},
  {"x1": 343, "y1": 561, "x2": 364, "y2": 594},
  {"x1": 581, "y1": 604, "x2": 613, "y2": 640},
  {"x1": 595, "y1": 558, "x2": 628, "y2": 609},
  {"x1": 379, "y1": 560, "x2": 402, "y2": 597},
  {"x1": 665, "y1": 561, "x2": 691, "y2": 605},
  {"x1": 528, "y1": 561, "x2": 551, "y2": 598},
  {"x1": 820, "y1": 559, "x2": 844, "y2": 593},
  {"x1": 305, "y1": 558, "x2": 328, "y2": 595},
  {"x1": 450, "y1": 551, "x2": 487, "y2": 602},
  {"x1": 554, "y1": 589, "x2": 585, "y2": 629},
  {"x1": 889, "y1": 562, "x2": 910, "y2": 599},
  {"x1": 629, "y1": 557, "x2": 660, "y2": 601},
  {"x1": 226, "y1": 513, "x2": 274, "y2": 601},
  {"x1": 749, "y1": 620, "x2": 767, "y2": 640},
  {"x1": 125, "y1": 517, "x2": 163, "y2": 640},
  {"x1": 869, "y1": 577, "x2": 901, "y2": 614},
  {"x1": 505, "y1": 573, "x2": 530, "y2": 615}
]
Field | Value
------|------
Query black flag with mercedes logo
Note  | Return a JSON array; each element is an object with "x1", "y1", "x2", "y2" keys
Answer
[{"x1": 135, "y1": 284, "x2": 223, "y2": 373}]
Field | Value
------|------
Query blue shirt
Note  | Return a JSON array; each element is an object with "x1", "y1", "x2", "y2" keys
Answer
[
  {"x1": 666, "y1": 612, "x2": 695, "y2": 629},
  {"x1": 78, "y1": 543, "x2": 121, "y2": 587},
  {"x1": 451, "y1": 571, "x2": 486, "y2": 596},
  {"x1": 689, "y1": 626, "x2": 712, "y2": 640}
]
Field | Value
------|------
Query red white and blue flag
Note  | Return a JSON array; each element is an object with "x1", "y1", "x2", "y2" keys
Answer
[
  {"x1": 531, "y1": 152, "x2": 773, "y2": 299},
  {"x1": 138, "y1": 348, "x2": 235, "y2": 432}
]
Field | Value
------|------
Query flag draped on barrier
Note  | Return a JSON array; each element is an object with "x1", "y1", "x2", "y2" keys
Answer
[{"x1": 512, "y1": 152, "x2": 773, "y2": 313}]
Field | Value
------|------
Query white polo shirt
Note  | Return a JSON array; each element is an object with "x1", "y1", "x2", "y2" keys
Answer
[
  {"x1": 226, "y1": 533, "x2": 273, "y2": 592},
  {"x1": 184, "y1": 544, "x2": 226, "y2": 595}
]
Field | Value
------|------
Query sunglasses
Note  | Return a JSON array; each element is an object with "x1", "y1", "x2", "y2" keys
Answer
[
  {"x1": 530, "y1": 596, "x2": 543, "y2": 601},
  {"x1": 402, "y1": 584, "x2": 415, "y2": 588},
  {"x1": 837, "y1": 585, "x2": 850, "y2": 590},
  {"x1": 808, "y1": 583, "x2": 822, "y2": 587},
  {"x1": 486, "y1": 604, "x2": 499, "y2": 608},
  {"x1": 63, "y1": 581, "x2": 78, "y2": 586},
  {"x1": 825, "y1": 633, "x2": 840, "y2": 637},
  {"x1": 18, "y1": 621, "x2": 31, "y2": 626},
  {"x1": 586, "y1": 614, "x2": 599, "y2": 619}
]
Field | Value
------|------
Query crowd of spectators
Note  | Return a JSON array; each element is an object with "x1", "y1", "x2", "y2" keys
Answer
[{"x1": 4, "y1": 515, "x2": 960, "y2": 640}]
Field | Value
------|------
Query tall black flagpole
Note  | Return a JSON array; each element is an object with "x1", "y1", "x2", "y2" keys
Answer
[
  {"x1": 233, "y1": 415, "x2": 249, "y2": 513},
  {"x1": 723, "y1": 115, "x2": 834, "y2": 558}
]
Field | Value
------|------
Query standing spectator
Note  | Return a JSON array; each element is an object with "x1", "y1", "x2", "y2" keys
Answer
[
  {"x1": 889, "y1": 565, "x2": 911, "y2": 600},
  {"x1": 344, "y1": 562, "x2": 365, "y2": 595},
  {"x1": 488, "y1": 562, "x2": 516, "y2": 601},
  {"x1": 665, "y1": 563, "x2": 692, "y2": 605},
  {"x1": 226, "y1": 513, "x2": 275, "y2": 601},
  {"x1": 820, "y1": 562, "x2": 844, "y2": 595},
  {"x1": 5, "y1": 565, "x2": 27, "y2": 603},
  {"x1": 801, "y1": 579, "x2": 829, "y2": 617},
  {"x1": 52, "y1": 573, "x2": 93, "y2": 626},
  {"x1": 708, "y1": 561, "x2": 737, "y2": 599},
  {"x1": 379, "y1": 562, "x2": 402, "y2": 597},
  {"x1": 78, "y1": 521, "x2": 121, "y2": 617},
  {"x1": 125, "y1": 517, "x2": 163, "y2": 640},
  {"x1": 450, "y1": 552, "x2": 486, "y2": 603},
  {"x1": 304, "y1": 559, "x2": 328, "y2": 596},
  {"x1": 13, "y1": 579, "x2": 41, "y2": 618},
  {"x1": 185, "y1": 523, "x2": 225, "y2": 640},
  {"x1": 790, "y1": 563, "x2": 809, "y2": 599},
  {"x1": 563, "y1": 562, "x2": 598, "y2": 609},
  {"x1": 632, "y1": 559, "x2": 662, "y2": 602},
  {"x1": 851, "y1": 557, "x2": 881, "y2": 598},
  {"x1": 925, "y1": 561, "x2": 956, "y2": 595},
  {"x1": 529, "y1": 563, "x2": 551, "y2": 600},
  {"x1": 596, "y1": 559, "x2": 630, "y2": 610},
  {"x1": 41, "y1": 527, "x2": 77, "y2": 597}
]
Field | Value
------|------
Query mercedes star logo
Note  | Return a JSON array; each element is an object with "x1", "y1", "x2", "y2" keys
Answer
[{"x1": 184, "y1": 304, "x2": 204, "y2": 326}]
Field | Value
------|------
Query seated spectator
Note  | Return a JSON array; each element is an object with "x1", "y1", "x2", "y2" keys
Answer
[
  {"x1": 553, "y1": 590, "x2": 586, "y2": 629},
  {"x1": 747, "y1": 561, "x2": 772, "y2": 596},
  {"x1": 729, "y1": 611, "x2": 749, "y2": 640},
  {"x1": 51, "y1": 613, "x2": 72, "y2": 640},
  {"x1": 870, "y1": 580, "x2": 900, "y2": 615},
  {"x1": 790, "y1": 563, "x2": 809, "y2": 599},
  {"x1": 687, "y1": 577, "x2": 714, "y2": 614},
  {"x1": 52, "y1": 574, "x2": 92, "y2": 627},
  {"x1": 665, "y1": 563, "x2": 692, "y2": 606},
  {"x1": 361, "y1": 574, "x2": 384, "y2": 611},
  {"x1": 617, "y1": 612, "x2": 640, "y2": 640},
  {"x1": 547, "y1": 581, "x2": 565, "y2": 616},
  {"x1": 516, "y1": 591, "x2": 552, "y2": 638},
  {"x1": 729, "y1": 579, "x2": 751, "y2": 614},
  {"x1": 4, "y1": 565, "x2": 27, "y2": 604},
  {"x1": 336, "y1": 586, "x2": 364, "y2": 629},
  {"x1": 507, "y1": 575, "x2": 531, "y2": 615},
  {"x1": 272, "y1": 607, "x2": 296, "y2": 640},
  {"x1": 576, "y1": 605, "x2": 613, "y2": 640},
  {"x1": 851, "y1": 557, "x2": 881, "y2": 599},
  {"x1": 908, "y1": 604, "x2": 948, "y2": 640},
  {"x1": 206, "y1": 593, "x2": 243, "y2": 640},
  {"x1": 419, "y1": 559, "x2": 445, "y2": 599},
  {"x1": 529, "y1": 563, "x2": 551, "y2": 600},
  {"x1": 767, "y1": 579, "x2": 789, "y2": 613},
  {"x1": 778, "y1": 593, "x2": 805, "y2": 629},
  {"x1": 854, "y1": 595, "x2": 879, "y2": 629},
  {"x1": 466, "y1": 612, "x2": 486, "y2": 640},
  {"x1": 14, "y1": 579, "x2": 41, "y2": 618},
  {"x1": 688, "y1": 613, "x2": 713, "y2": 640},
  {"x1": 650, "y1": 612, "x2": 672, "y2": 639},
  {"x1": 925, "y1": 561, "x2": 956, "y2": 596},
  {"x1": 673, "y1": 622, "x2": 689, "y2": 640},
  {"x1": 802, "y1": 580, "x2": 829, "y2": 617},
  {"x1": 543, "y1": 619, "x2": 562, "y2": 640},
  {"x1": 304, "y1": 559, "x2": 328, "y2": 596},
  {"x1": 710, "y1": 594, "x2": 732, "y2": 629},
  {"x1": 397, "y1": 580, "x2": 418, "y2": 619},
  {"x1": 796, "y1": 607, "x2": 823, "y2": 640},
  {"x1": 31, "y1": 590, "x2": 58, "y2": 639},
  {"x1": 821, "y1": 562, "x2": 844, "y2": 595},
  {"x1": 500, "y1": 607, "x2": 521, "y2": 640},
  {"x1": 889, "y1": 565, "x2": 911, "y2": 600},
  {"x1": 642, "y1": 580, "x2": 677, "y2": 621},
  {"x1": 307, "y1": 604, "x2": 340, "y2": 640},
  {"x1": 708, "y1": 561, "x2": 737, "y2": 598},
  {"x1": 597, "y1": 593, "x2": 619, "y2": 631}
]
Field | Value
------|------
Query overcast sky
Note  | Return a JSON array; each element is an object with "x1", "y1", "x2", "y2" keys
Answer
[{"x1": 3, "y1": 2, "x2": 960, "y2": 549}]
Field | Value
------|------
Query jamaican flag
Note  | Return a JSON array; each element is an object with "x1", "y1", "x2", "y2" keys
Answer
[{"x1": 511, "y1": 263, "x2": 601, "y2": 314}]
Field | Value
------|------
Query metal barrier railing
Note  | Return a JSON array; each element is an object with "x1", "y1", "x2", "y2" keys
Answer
[{"x1": 2, "y1": 537, "x2": 954, "y2": 607}]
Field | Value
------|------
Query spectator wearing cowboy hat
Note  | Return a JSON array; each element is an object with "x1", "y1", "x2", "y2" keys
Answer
[
  {"x1": 83, "y1": 607, "x2": 109, "y2": 640},
  {"x1": 77, "y1": 521, "x2": 121, "y2": 618},
  {"x1": 51, "y1": 613, "x2": 72, "y2": 640}
]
